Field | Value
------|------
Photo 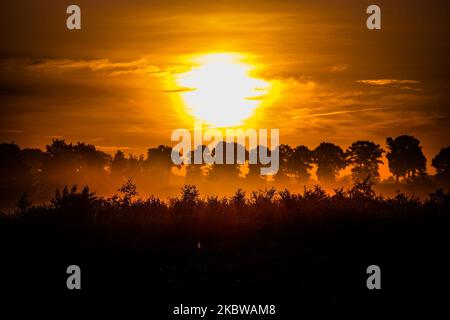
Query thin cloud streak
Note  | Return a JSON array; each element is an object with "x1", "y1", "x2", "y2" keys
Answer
[
  {"x1": 304, "y1": 107, "x2": 386, "y2": 118},
  {"x1": 357, "y1": 79, "x2": 420, "y2": 86}
]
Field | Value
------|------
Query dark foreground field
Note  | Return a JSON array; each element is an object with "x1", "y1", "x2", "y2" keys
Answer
[{"x1": 1, "y1": 184, "x2": 449, "y2": 316}]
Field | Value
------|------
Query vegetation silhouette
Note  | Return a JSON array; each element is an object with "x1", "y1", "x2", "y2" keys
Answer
[
  {"x1": 386, "y1": 135, "x2": 426, "y2": 183},
  {"x1": 1, "y1": 179, "x2": 449, "y2": 305},
  {"x1": 313, "y1": 142, "x2": 347, "y2": 183},
  {"x1": 276, "y1": 144, "x2": 313, "y2": 184},
  {"x1": 346, "y1": 140, "x2": 384, "y2": 183},
  {"x1": 0, "y1": 135, "x2": 449, "y2": 306},
  {"x1": 432, "y1": 146, "x2": 450, "y2": 183},
  {"x1": 0, "y1": 134, "x2": 449, "y2": 210}
]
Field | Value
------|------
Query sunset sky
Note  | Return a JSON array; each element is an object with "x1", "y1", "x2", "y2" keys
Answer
[{"x1": 1, "y1": 0, "x2": 449, "y2": 174}]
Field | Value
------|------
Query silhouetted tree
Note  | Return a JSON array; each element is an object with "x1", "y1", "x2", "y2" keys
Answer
[
  {"x1": 42, "y1": 139, "x2": 109, "y2": 186},
  {"x1": 73, "y1": 142, "x2": 110, "y2": 171},
  {"x1": 0, "y1": 142, "x2": 27, "y2": 185},
  {"x1": 275, "y1": 144, "x2": 312, "y2": 183},
  {"x1": 180, "y1": 184, "x2": 200, "y2": 204},
  {"x1": 208, "y1": 141, "x2": 246, "y2": 182},
  {"x1": 42, "y1": 140, "x2": 77, "y2": 179},
  {"x1": 432, "y1": 146, "x2": 450, "y2": 183},
  {"x1": 118, "y1": 178, "x2": 138, "y2": 205},
  {"x1": 291, "y1": 145, "x2": 313, "y2": 182},
  {"x1": 277, "y1": 144, "x2": 294, "y2": 179},
  {"x1": 0, "y1": 142, "x2": 34, "y2": 208},
  {"x1": 186, "y1": 145, "x2": 209, "y2": 185},
  {"x1": 247, "y1": 145, "x2": 270, "y2": 186},
  {"x1": 346, "y1": 140, "x2": 384, "y2": 183},
  {"x1": 313, "y1": 142, "x2": 347, "y2": 183},
  {"x1": 20, "y1": 148, "x2": 44, "y2": 176},
  {"x1": 45, "y1": 139, "x2": 73, "y2": 160},
  {"x1": 146, "y1": 145, "x2": 173, "y2": 188},
  {"x1": 127, "y1": 154, "x2": 141, "y2": 175},
  {"x1": 386, "y1": 135, "x2": 426, "y2": 183},
  {"x1": 111, "y1": 150, "x2": 127, "y2": 176}
]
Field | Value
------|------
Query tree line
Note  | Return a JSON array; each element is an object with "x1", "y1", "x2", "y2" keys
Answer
[{"x1": 0, "y1": 135, "x2": 449, "y2": 209}]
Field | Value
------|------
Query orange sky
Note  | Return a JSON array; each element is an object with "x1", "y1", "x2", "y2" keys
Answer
[{"x1": 1, "y1": 0, "x2": 449, "y2": 176}]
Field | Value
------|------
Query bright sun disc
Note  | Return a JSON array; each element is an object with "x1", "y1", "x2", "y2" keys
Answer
[{"x1": 176, "y1": 53, "x2": 270, "y2": 127}]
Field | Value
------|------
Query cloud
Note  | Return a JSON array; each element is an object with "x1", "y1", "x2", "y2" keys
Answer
[
  {"x1": 47, "y1": 135, "x2": 64, "y2": 139},
  {"x1": 163, "y1": 88, "x2": 195, "y2": 93},
  {"x1": 23, "y1": 58, "x2": 162, "y2": 76},
  {"x1": 357, "y1": 79, "x2": 419, "y2": 86},
  {"x1": 327, "y1": 64, "x2": 349, "y2": 72},
  {"x1": 305, "y1": 107, "x2": 385, "y2": 118},
  {"x1": 122, "y1": 126, "x2": 149, "y2": 134}
]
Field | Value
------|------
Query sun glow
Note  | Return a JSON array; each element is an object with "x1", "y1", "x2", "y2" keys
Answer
[{"x1": 176, "y1": 53, "x2": 271, "y2": 127}]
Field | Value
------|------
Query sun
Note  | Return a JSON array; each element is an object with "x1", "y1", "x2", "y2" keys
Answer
[{"x1": 176, "y1": 53, "x2": 271, "y2": 127}]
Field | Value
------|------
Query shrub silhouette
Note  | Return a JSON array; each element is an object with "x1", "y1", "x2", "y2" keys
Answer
[
  {"x1": 118, "y1": 178, "x2": 139, "y2": 205},
  {"x1": 2, "y1": 179, "x2": 449, "y2": 302}
]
